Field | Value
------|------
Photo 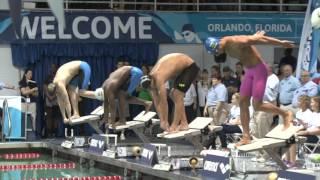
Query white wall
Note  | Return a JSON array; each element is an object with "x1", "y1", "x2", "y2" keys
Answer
[
  {"x1": 0, "y1": 45, "x2": 20, "y2": 96},
  {"x1": 0, "y1": 0, "x2": 9, "y2": 10},
  {"x1": 159, "y1": 44, "x2": 277, "y2": 73}
]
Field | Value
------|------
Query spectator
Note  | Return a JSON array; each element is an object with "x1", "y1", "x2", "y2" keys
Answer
[
  {"x1": 291, "y1": 71, "x2": 318, "y2": 108},
  {"x1": 222, "y1": 66, "x2": 240, "y2": 103},
  {"x1": 184, "y1": 82, "x2": 197, "y2": 123},
  {"x1": 278, "y1": 64, "x2": 301, "y2": 115},
  {"x1": 286, "y1": 96, "x2": 320, "y2": 168},
  {"x1": 43, "y1": 64, "x2": 60, "y2": 137},
  {"x1": 235, "y1": 62, "x2": 244, "y2": 81},
  {"x1": 208, "y1": 93, "x2": 242, "y2": 150},
  {"x1": 279, "y1": 48, "x2": 297, "y2": 73},
  {"x1": 19, "y1": 68, "x2": 38, "y2": 132},
  {"x1": 197, "y1": 69, "x2": 209, "y2": 116},
  {"x1": 284, "y1": 93, "x2": 308, "y2": 166},
  {"x1": 210, "y1": 65, "x2": 221, "y2": 78},
  {"x1": 311, "y1": 64, "x2": 320, "y2": 94},
  {"x1": 204, "y1": 75, "x2": 228, "y2": 125}
]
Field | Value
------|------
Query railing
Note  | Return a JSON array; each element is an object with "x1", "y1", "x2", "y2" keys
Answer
[
  {"x1": 22, "y1": 0, "x2": 307, "y2": 13},
  {"x1": 1, "y1": 99, "x2": 12, "y2": 142}
]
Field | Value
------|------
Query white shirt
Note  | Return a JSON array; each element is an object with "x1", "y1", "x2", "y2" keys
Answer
[
  {"x1": 184, "y1": 84, "x2": 197, "y2": 106},
  {"x1": 197, "y1": 81, "x2": 208, "y2": 107},
  {"x1": 295, "y1": 109, "x2": 312, "y2": 124},
  {"x1": 307, "y1": 112, "x2": 320, "y2": 131},
  {"x1": 263, "y1": 74, "x2": 279, "y2": 102},
  {"x1": 229, "y1": 105, "x2": 240, "y2": 120}
]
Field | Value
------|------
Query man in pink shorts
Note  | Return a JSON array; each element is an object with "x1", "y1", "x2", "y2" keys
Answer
[{"x1": 204, "y1": 31, "x2": 294, "y2": 146}]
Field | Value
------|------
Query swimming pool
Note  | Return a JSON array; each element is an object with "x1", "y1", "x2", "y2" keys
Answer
[{"x1": 0, "y1": 142, "x2": 122, "y2": 180}]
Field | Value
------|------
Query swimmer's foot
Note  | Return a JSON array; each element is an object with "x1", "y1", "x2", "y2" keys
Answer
[
  {"x1": 235, "y1": 135, "x2": 251, "y2": 147},
  {"x1": 63, "y1": 118, "x2": 70, "y2": 124},
  {"x1": 177, "y1": 123, "x2": 189, "y2": 131},
  {"x1": 160, "y1": 121, "x2": 170, "y2": 131},
  {"x1": 70, "y1": 115, "x2": 80, "y2": 120},
  {"x1": 114, "y1": 121, "x2": 126, "y2": 127}
]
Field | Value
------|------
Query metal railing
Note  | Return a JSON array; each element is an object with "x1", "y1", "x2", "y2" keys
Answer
[
  {"x1": 22, "y1": 0, "x2": 307, "y2": 13},
  {"x1": 1, "y1": 99, "x2": 12, "y2": 142}
]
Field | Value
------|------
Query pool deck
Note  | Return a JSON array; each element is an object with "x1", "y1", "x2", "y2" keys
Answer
[{"x1": 0, "y1": 140, "x2": 319, "y2": 180}]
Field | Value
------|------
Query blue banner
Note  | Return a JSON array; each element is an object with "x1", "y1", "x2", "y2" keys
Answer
[{"x1": 0, "y1": 11, "x2": 303, "y2": 44}]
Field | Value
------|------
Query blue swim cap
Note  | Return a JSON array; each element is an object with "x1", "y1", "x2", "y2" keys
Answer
[{"x1": 204, "y1": 37, "x2": 220, "y2": 54}]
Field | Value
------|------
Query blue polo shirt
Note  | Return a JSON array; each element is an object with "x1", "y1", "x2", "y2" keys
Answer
[
  {"x1": 206, "y1": 83, "x2": 228, "y2": 107},
  {"x1": 279, "y1": 75, "x2": 301, "y2": 105},
  {"x1": 292, "y1": 80, "x2": 318, "y2": 107}
]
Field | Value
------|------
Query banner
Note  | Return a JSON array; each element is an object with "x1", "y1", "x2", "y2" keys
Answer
[
  {"x1": 0, "y1": 11, "x2": 303, "y2": 44},
  {"x1": 297, "y1": 0, "x2": 320, "y2": 77}
]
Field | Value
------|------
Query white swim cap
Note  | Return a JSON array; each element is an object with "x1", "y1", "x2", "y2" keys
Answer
[{"x1": 94, "y1": 88, "x2": 104, "y2": 101}]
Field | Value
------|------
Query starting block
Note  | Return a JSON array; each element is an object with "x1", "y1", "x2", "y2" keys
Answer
[
  {"x1": 110, "y1": 111, "x2": 158, "y2": 143},
  {"x1": 157, "y1": 117, "x2": 222, "y2": 150},
  {"x1": 236, "y1": 124, "x2": 305, "y2": 170},
  {"x1": 69, "y1": 106, "x2": 104, "y2": 134}
]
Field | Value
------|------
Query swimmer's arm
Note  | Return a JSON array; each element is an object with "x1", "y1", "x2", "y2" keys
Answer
[{"x1": 247, "y1": 34, "x2": 294, "y2": 47}]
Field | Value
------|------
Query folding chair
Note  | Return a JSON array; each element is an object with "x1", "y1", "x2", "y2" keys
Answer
[{"x1": 303, "y1": 135, "x2": 320, "y2": 154}]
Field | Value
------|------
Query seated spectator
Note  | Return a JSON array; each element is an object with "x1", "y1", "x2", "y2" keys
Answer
[
  {"x1": 285, "y1": 96, "x2": 320, "y2": 168},
  {"x1": 215, "y1": 93, "x2": 242, "y2": 150},
  {"x1": 283, "y1": 95, "x2": 311, "y2": 167},
  {"x1": 204, "y1": 75, "x2": 228, "y2": 125},
  {"x1": 203, "y1": 93, "x2": 253, "y2": 150},
  {"x1": 291, "y1": 71, "x2": 318, "y2": 108}
]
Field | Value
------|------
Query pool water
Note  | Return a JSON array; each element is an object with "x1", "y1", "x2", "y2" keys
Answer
[{"x1": 0, "y1": 152, "x2": 118, "y2": 180}]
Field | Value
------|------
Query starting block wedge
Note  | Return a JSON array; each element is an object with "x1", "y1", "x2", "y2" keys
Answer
[
  {"x1": 157, "y1": 117, "x2": 222, "y2": 150},
  {"x1": 69, "y1": 106, "x2": 104, "y2": 134},
  {"x1": 109, "y1": 111, "x2": 158, "y2": 144},
  {"x1": 236, "y1": 124, "x2": 304, "y2": 170},
  {"x1": 110, "y1": 111, "x2": 158, "y2": 131}
]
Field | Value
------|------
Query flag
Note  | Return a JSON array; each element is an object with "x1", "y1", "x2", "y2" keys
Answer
[
  {"x1": 47, "y1": 0, "x2": 65, "y2": 29},
  {"x1": 8, "y1": 0, "x2": 22, "y2": 38}
]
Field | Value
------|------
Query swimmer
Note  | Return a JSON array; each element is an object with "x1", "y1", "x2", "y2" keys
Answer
[
  {"x1": 140, "y1": 53, "x2": 200, "y2": 133},
  {"x1": 100, "y1": 66, "x2": 152, "y2": 129},
  {"x1": 204, "y1": 31, "x2": 294, "y2": 146},
  {"x1": 48, "y1": 61, "x2": 91, "y2": 123}
]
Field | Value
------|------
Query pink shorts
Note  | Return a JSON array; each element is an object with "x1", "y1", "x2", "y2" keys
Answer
[{"x1": 240, "y1": 62, "x2": 268, "y2": 101}]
